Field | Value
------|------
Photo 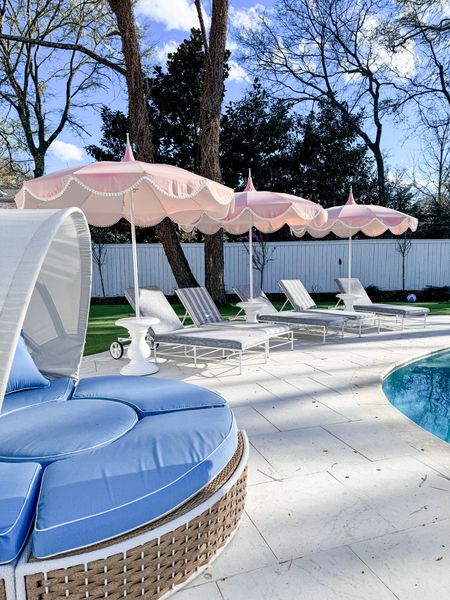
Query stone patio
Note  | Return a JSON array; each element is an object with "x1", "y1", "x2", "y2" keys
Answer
[{"x1": 80, "y1": 317, "x2": 450, "y2": 600}]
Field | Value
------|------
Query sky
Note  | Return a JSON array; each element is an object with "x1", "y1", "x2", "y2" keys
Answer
[{"x1": 45, "y1": 0, "x2": 422, "y2": 180}]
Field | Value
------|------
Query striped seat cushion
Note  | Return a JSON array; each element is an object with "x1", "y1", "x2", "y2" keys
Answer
[
  {"x1": 176, "y1": 287, "x2": 223, "y2": 326},
  {"x1": 278, "y1": 280, "x2": 316, "y2": 310}
]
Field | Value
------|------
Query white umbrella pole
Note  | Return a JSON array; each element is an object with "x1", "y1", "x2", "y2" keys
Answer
[
  {"x1": 249, "y1": 226, "x2": 253, "y2": 300},
  {"x1": 348, "y1": 233, "x2": 352, "y2": 293},
  {"x1": 130, "y1": 190, "x2": 140, "y2": 317}
]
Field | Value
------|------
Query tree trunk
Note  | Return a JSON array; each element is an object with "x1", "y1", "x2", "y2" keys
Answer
[
  {"x1": 205, "y1": 230, "x2": 225, "y2": 301},
  {"x1": 33, "y1": 152, "x2": 45, "y2": 178},
  {"x1": 107, "y1": 0, "x2": 198, "y2": 288},
  {"x1": 196, "y1": 0, "x2": 228, "y2": 305}
]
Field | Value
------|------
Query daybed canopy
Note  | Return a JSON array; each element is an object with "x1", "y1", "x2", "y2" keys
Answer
[{"x1": 0, "y1": 208, "x2": 91, "y2": 411}]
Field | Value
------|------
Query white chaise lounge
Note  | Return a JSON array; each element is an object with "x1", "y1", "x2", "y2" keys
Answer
[
  {"x1": 278, "y1": 279, "x2": 380, "y2": 336},
  {"x1": 335, "y1": 278, "x2": 429, "y2": 329},
  {"x1": 233, "y1": 284, "x2": 349, "y2": 344},
  {"x1": 125, "y1": 287, "x2": 292, "y2": 372}
]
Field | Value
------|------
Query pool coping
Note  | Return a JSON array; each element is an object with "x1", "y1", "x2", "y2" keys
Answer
[{"x1": 352, "y1": 340, "x2": 450, "y2": 474}]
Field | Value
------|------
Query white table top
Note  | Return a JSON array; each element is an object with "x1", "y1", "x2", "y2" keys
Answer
[
  {"x1": 116, "y1": 316, "x2": 160, "y2": 327},
  {"x1": 236, "y1": 300, "x2": 265, "y2": 309},
  {"x1": 336, "y1": 293, "x2": 361, "y2": 300}
]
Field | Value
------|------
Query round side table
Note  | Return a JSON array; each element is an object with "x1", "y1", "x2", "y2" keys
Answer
[
  {"x1": 336, "y1": 293, "x2": 361, "y2": 311},
  {"x1": 236, "y1": 301, "x2": 265, "y2": 323},
  {"x1": 115, "y1": 317, "x2": 160, "y2": 376}
]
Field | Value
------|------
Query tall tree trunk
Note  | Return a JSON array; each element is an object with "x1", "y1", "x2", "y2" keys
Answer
[
  {"x1": 33, "y1": 152, "x2": 45, "y2": 178},
  {"x1": 107, "y1": 0, "x2": 198, "y2": 288},
  {"x1": 195, "y1": 0, "x2": 228, "y2": 305}
]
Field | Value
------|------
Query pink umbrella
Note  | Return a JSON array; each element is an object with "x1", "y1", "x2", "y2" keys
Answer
[
  {"x1": 185, "y1": 172, "x2": 327, "y2": 298},
  {"x1": 292, "y1": 188, "x2": 418, "y2": 290},
  {"x1": 16, "y1": 138, "x2": 234, "y2": 317}
]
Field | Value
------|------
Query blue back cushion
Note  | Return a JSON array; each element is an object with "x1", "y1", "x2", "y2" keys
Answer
[{"x1": 6, "y1": 336, "x2": 49, "y2": 395}]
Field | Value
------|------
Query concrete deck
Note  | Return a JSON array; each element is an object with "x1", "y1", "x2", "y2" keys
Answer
[{"x1": 81, "y1": 317, "x2": 450, "y2": 600}]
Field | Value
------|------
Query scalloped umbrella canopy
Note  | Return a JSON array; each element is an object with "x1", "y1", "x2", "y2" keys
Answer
[
  {"x1": 185, "y1": 173, "x2": 327, "y2": 235},
  {"x1": 292, "y1": 189, "x2": 417, "y2": 239},
  {"x1": 16, "y1": 145, "x2": 233, "y2": 228},
  {"x1": 183, "y1": 173, "x2": 327, "y2": 299},
  {"x1": 16, "y1": 140, "x2": 234, "y2": 316},
  {"x1": 292, "y1": 189, "x2": 418, "y2": 289}
]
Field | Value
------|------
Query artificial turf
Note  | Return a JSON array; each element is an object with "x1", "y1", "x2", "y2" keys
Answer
[{"x1": 84, "y1": 300, "x2": 449, "y2": 356}]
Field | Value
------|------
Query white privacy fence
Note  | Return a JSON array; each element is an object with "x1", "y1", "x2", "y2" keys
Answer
[{"x1": 91, "y1": 239, "x2": 450, "y2": 297}]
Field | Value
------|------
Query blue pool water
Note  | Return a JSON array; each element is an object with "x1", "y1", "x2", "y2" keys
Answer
[{"x1": 382, "y1": 350, "x2": 450, "y2": 443}]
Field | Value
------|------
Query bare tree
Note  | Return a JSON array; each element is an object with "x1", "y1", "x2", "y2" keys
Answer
[
  {"x1": 241, "y1": 230, "x2": 276, "y2": 291},
  {"x1": 412, "y1": 112, "x2": 450, "y2": 205},
  {"x1": 0, "y1": 0, "x2": 199, "y2": 288},
  {"x1": 0, "y1": 118, "x2": 31, "y2": 186},
  {"x1": 395, "y1": 233, "x2": 412, "y2": 290},
  {"x1": 92, "y1": 241, "x2": 108, "y2": 297},
  {"x1": 106, "y1": 0, "x2": 199, "y2": 289},
  {"x1": 238, "y1": 0, "x2": 412, "y2": 197},
  {"x1": 195, "y1": 0, "x2": 229, "y2": 304},
  {"x1": 389, "y1": 0, "x2": 450, "y2": 110},
  {"x1": 0, "y1": 0, "x2": 119, "y2": 177}
]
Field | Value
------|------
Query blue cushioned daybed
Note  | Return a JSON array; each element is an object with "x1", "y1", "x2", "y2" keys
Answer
[{"x1": 0, "y1": 208, "x2": 248, "y2": 600}]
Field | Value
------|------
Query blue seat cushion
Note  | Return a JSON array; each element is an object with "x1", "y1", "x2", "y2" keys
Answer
[
  {"x1": 72, "y1": 375, "x2": 226, "y2": 417},
  {"x1": 0, "y1": 461, "x2": 42, "y2": 564},
  {"x1": 6, "y1": 335, "x2": 49, "y2": 395},
  {"x1": 1, "y1": 378, "x2": 75, "y2": 415},
  {"x1": 33, "y1": 405, "x2": 237, "y2": 558},
  {"x1": 0, "y1": 400, "x2": 138, "y2": 465}
]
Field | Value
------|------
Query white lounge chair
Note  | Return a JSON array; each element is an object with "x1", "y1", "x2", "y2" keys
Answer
[
  {"x1": 278, "y1": 279, "x2": 379, "y2": 336},
  {"x1": 233, "y1": 284, "x2": 349, "y2": 344},
  {"x1": 175, "y1": 286, "x2": 293, "y2": 350},
  {"x1": 125, "y1": 287, "x2": 291, "y2": 373},
  {"x1": 335, "y1": 278, "x2": 429, "y2": 329}
]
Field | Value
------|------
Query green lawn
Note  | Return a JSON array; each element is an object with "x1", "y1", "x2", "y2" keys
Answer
[{"x1": 84, "y1": 301, "x2": 450, "y2": 356}]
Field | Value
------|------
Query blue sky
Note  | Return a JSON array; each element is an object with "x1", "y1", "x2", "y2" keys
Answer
[{"x1": 46, "y1": 0, "x2": 421, "y2": 179}]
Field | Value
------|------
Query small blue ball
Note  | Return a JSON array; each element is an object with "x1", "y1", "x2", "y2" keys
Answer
[{"x1": 407, "y1": 294, "x2": 417, "y2": 303}]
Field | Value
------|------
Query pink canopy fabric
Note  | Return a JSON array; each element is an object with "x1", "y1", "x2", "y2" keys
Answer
[
  {"x1": 182, "y1": 173, "x2": 326, "y2": 299},
  {"x1": 292, "y1": 189, "x2": 418, "y2": 290},
  {"x1": 182, "y1": 173, "x2": 327, "y2": 234},
  {"x1": 292, "y1": 190, "x2": 418, "y2": 238},
  {"x1": 16, "y1": 140, "x2": 235, "y2": 317},
  {"x1": 16, "y1": 144, "x2": 234, "y2": 228}
]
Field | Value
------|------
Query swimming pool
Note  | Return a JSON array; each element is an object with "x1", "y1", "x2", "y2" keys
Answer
[{"x1": 382, "y1": 350, "x2": 450, "y2": 443}]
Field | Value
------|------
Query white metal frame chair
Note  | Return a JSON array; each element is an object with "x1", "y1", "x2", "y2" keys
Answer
[
  {"x1": 335, "y1": 278, "x2": 429, "y2": 330},
  {"x1": 125, "y1": 287, "x2": 292, "y2": 373},
  {"x1": 233, "y1": 284, "x2": 348, "y2": 344},
  {"x1": 278, "y1": 279, "x2": 380, "y2": 337},
  {"x1": 175, "y1": 286, "x2": 294, "y2": 351}
]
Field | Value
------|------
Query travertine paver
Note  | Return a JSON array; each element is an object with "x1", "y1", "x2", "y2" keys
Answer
[{"x1": 81, "y1": 317, "x2": 450, "y2": 600}]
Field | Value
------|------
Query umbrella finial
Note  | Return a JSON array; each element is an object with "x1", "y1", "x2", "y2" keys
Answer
[
  {"x1": 347, "y1": 186, "x2": 356, "y2": 205},
  {"x1": 123, "y1": 133, "x2": 135, "y2": 162},
  {"x1": 244, "y1": 169, "x2": 256, "y2": 192}
]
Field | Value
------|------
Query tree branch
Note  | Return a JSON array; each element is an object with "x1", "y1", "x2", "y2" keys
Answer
[{"x1": 0, "y1": 32, "x2": 126, "y2": 75}]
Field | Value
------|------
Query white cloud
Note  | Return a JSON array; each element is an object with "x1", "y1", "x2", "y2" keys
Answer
[
  {"x1": 229, "y1": 4, "x2": 266, "y2": 31},
  {"x1": 49, "y1": 140, "x2": 84, "y2": 163},
  {"x1": 154, "y1": 40, "x2": 179, "y2": 64},
  {"x1": 227, "y1": 39, "x2": 239, "y2": 53},
  {"x1": 135, "y1": 0, "x2": 203, "y2": 31},
  {"x1": 228, "y1": 60, "x2": 251, "y2": 83}
]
